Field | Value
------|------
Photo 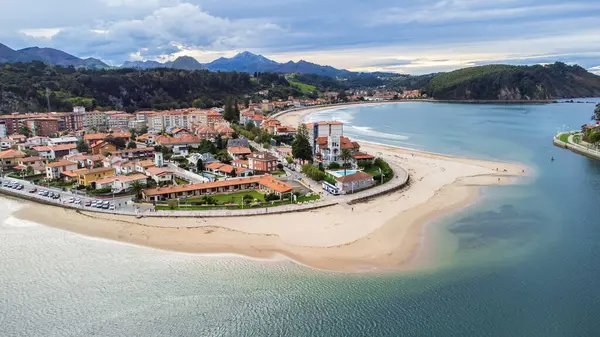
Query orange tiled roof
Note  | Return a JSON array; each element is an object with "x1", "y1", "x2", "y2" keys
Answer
[
  {"x1": 45, "y1": 160, "x2": 77, "y2": 168},
  {"x1": 142, "y1": 175, "x2": 292, "y2": 196},
  {"x1": 205, "y1": 162, "x2": 225, "y2": 170},
  {"x1": 227, "y1": 146, "x2": 252, "y2": 155},
  {"x1": 336, "y1": 171, "x2": 373, "y2": 183},
  {"x1": 0, "y1": 149, "x2": 25, "y2": 159}
]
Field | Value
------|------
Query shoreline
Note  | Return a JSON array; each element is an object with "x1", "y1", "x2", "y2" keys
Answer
[{"x1": 11, "y1": 130, "x2": 528, "y2": 273}]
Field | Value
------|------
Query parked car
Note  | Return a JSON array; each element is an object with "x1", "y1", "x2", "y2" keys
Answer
[
  {"x1": 28, "y1": 188, "x2": 36, "y2": 193},
  {"x1": 109, "y1": 204, "x2": 116, "y2": 211},
  {"x1": 48, "y1": 192, "x2": 54, "y2": 198},
  {"x1": 16, "y1": 184, "x2": 24, "y2": 190},
  {"x1": 85, "y1": 201, "x2": 92, "y2": 207},
  {"x1": 102, "y1": 204, "x2": 109, "y2": 209},
  {"x1": 68, "y1": 197, "x2": 74, "y2": 203},
  {"x1": 53, "y1": 194, "x2": 60, "y2": 199}
]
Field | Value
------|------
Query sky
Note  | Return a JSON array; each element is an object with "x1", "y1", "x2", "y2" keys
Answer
[{"x1": 1, "y1": 0, "x2": 599, "y2": 75}]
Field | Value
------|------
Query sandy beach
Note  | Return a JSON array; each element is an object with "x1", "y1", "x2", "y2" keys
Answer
[{"x1": 12, "y1": 103, "x2": 529, "y2": 272}]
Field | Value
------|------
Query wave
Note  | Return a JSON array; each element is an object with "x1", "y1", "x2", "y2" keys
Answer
[{"x1": 348, "y1": 125, "x2": 410, "y2": 141}]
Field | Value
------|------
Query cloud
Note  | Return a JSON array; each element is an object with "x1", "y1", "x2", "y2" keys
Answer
[
  {"x1": 590, "y1": 66, "x2": 600, "y2": 75},
  {"x1": 45, "y1": 2, "x2": 285, "y2": 64}
]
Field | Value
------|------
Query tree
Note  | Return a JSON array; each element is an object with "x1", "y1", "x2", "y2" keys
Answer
[
  {"x1": 127, "y1": 140, "x2": 137, "y2": 149},
  {"x1": 139, "y1": 126, "x2": 148, "y2": 135},
  {"x1": 592, "y1": 103, "x2": 600, "y2": 121},
  {"x1": 128, "y1": 128, "x2": 137, "y2": 139},
  {"x1": 76, "y1": 139, "x2": 90, "y2": 153},
  {"x1": 196, "y1": 158, "x2": 204, "y2": 172},
  {"x1": 19, "y1": 125, "x2": 31, "y2": 137},
  {"x1": 215, "y1": 134, "x2": 223, "y2": 150},
  {"x1": 130, "y1": 181, "x2": 144, "y2": 201},
  {"x1": 339, "y1": 148, "x2": 354, "y2": 176},
  {"x1": 291, "y1": 124, "x2": 313, "y2": 161},
  {"x1": 25, "y1": 165, "x2": 34, "y2": 176}
]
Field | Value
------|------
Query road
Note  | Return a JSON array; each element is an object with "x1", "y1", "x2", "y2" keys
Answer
[{"x1": 165, "y1": 163, "x2": 209, "y2": 183}]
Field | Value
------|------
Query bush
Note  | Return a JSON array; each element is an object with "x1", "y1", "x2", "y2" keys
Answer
[
  {"x1": 357, "y1": 160, "x2": 373, "y2": 169},
  {"x1": 277, "y1": 163, "x2": 284, "y2": 170},
  {"x1": 265, "y1": 193, "x2": 280, "y2": 201},
  {"x1": 302, "y1": 164, "x2": 325, "y2": 181},
  {"x1": 324, "y1": 175, "x2": 337, "y2": 185},
  {"x1": 328, "y1": 162, "x2": 341, "y2": 170},
  {"x1": 168, "y1": 200, "x2": 178, "y2": 210}
]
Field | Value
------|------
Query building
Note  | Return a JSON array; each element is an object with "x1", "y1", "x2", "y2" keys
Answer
[
  {"x1": 93, "y1": 173, "x2": 148, "y2": 191},
  {"x1": 27, "y1": 136, "x2": 50, "y2": 145},
  {"x1": 91, "y1": 141, "x2": 117, "y2": 155},
  {"x1": 84, "y1": 132, "x2": 131, "y2": 146},
  {"x1": 204, "y1": 162, "x2": 253, "y2": 177},
  {"x1": 327, "y1": 171, "x2": 375, "y2": 194},
  {"x1": 227, "y1": 146, "x2": 252, "y2": 160},
  {"x1": 83, "y1": 110, "x2": 109, "y2": 129},
  {"x1": 45, "y1": 160, "x2": 78, "y2": 180},
  {"x1": 0, "y1": 121, "x2": 6, "y2": 138},
  {"x1": 187, "y1": 153, "x2": 218, "y2": 171},
  {"x1": 275, "y1": 126, "x2": 297, "y2": 136},
  {"x1": 195, "y1": 125, "x2": 217, "y2": 140},
  {"x1": 112, "y1": 148, "x2": 155, "y2": 160},
  {"x1": 154, "y1": 134, "x2": 202, "y2": 155},
  {"x1": 25, "y1": 118, "x2": 60, "y2": 137},
  {"x1": 65, "y1": 154, "x2": 105, "y2": 168},
  {"x1": 18, "y1": 156, "x2": 45, "y2": 167},
  {"x1": 248, "y1": 152, "x2": 279, "y2": 173},
  {"x1": 33, "y1": 144, "x2": 78, "y2": 160},
  {"x1": 145, "y1": 167, "x2": 173, "y2": 184},
  {"x1": 48, "y1": 136, "x2": 79, "y2": 146},
  {"x1": 0, "y1": 149, "x2": 25, "y2": 168},
  {"x1": 141, "y1": 175, "x2": 293, "y2": 202},
  {"x1": 77, "y1": 167, "x2": 115, "y2": 186},
  {"x1": 107, "y1": 113, "x2": 135, "y2": 130}
]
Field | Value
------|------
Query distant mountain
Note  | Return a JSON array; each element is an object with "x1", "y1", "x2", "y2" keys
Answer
[
  {"x1": 121, "y1": 56, "x2": 205, "y2": 71},
  {"x1": 205, "y1": 51, "x2": 279, "y2": 72},
  {"x1": 0, "y1": 43, "x2": 109, "y2": 69},
  {"x1": 204, "y1": 52, "x2": 354, "y2": 77},
  {"x1": 425, "y1": 62, "x2": 600, "y2": 100}
]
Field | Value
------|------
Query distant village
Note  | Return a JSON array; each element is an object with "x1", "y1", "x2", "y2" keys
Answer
[{"x1": 0, "y1": 91, "x2": 403, "y2": 209}]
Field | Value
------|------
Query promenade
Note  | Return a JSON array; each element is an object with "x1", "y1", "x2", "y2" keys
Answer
[{"x1": 553, "y1": 131, "x2": 600, "y2": 161}]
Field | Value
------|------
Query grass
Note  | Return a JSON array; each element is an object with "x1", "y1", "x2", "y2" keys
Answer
[
  {"x1": 573, "y1": 134, "x2": 581, "y2": 144},
  {"x1": 186, "y1": 190, "x2": 265, "y2": 204},
  {"x1": 559, "y1": 133, "x2": 570, "y2": 143},
  {"x1": 288, "y1": 80, "x2": 317, "y2": 95},
  {"x1": 175, "y1": 177, "x2": 188, "y2": 185},
  {"x1": 271, "y1": 170, "x2": 286, "y2": 176}
]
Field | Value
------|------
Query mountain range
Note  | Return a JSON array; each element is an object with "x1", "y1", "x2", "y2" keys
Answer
[{"x1": 0, "y1": 43, "x2": 360, "y2": 77}]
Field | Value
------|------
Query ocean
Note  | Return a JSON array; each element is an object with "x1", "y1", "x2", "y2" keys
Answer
[{"x1": 2, "y1": 100, "x2": 600, "y2": 336}]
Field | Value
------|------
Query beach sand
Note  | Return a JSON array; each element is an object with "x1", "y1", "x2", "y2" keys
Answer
[{"x1": 12, "y1": 103, "x2": 529, "y2": 272}]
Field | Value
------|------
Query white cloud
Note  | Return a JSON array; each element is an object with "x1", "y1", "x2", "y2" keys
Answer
[
  {"x1": 19, "y1": 28, "x2": 62, "y2": 39},
  {"x1": 589, "y1": 66, "x2": 600, "y2": 75}
]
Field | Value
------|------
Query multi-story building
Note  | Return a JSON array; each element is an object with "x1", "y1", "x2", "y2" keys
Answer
[
  {"x1": 107, "y1": 113, "x2": 135, "y2": 130},
  {"x1": 33, "y1": 144, "x2": 79, "y2": 160},
  {"x1": 248, "y1": 152, "x2": 279, "y2": 173},
  {"x1": 48, "y1": 136, "x2": 79, "y2": 146},
  {"x1": 83, "y1": 111, "x2": 109, "y2": 130},
  {"x1": 25, "y1": 118, "x2": 60, "y2": 137},
  {"x1": 77, "y1": 167, "x2": 115, "y2": 186},
  {"x1": 0, "y1": 121, "x2": 6, "y2": 138},
  {"x1": 45, "y1": 160, "x2": 78, "y2": 180},
  {"x1": 307, "y1": 121, "x2": 343, "y2": 161}
]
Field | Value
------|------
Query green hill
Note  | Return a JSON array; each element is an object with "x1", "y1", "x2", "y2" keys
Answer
[{"x1": 425, "y1": 62, "x2": 600, "y2": 100}]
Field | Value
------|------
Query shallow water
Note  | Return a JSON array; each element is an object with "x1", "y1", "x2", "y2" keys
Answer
[{"x1": 2, "y1": 100, "x2": 600, "y2": 336}]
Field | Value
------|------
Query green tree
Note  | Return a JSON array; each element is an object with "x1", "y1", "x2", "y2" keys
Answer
[
  {"x1": 19, "y1": 125, "x2": 31, "y2": 137},
  {"x1": 76, "y1": 139, "x2": 90, "y2": 153},
  {"x1": 339, "y1": 148, "x2": 354, "y2": 175},
  {"x1": 592, "y1": 103, "x2": 600, "y2": 121},
  {"x1": 130, "y1": 181, "x2": 144, "y2": 201},
  {"x1": 215, "y1": 134, "x2": 223, "y2": 150},
  {"x1": 127, "y1": 140, "x2": 137, "y2": 149},
  {"x1": 196, "y1": 158, "x2": 204, "y2": 172},
  {"x1": 292, "y1": 124, "x2": 313, "y2": 161}
]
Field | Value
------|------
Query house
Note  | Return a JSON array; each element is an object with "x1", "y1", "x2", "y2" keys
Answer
[
  {"x1": 172, "y1": 128, "x2": 191, "y2": 138},
  {"x1": 102, "y1": 156, "x2": 127, "y2": 168},
  {"x1": 204, "y1": 161, "x2": 252, "y2": 177},
  {"x1": 77, "y1": 167, "x2": 115, "y2": 186},
  {"x1": 141, "y1": 175, "x2": 293, "y2": 202},
  {"x1": 134, "y1": 160, "x2": 156, "y2": 174},
  {"x1": 353, "y1": 152, "x2": 376, "y2": 164},
  {"x1": 93, "y1": 174, "x2": 147, "y2": 191},
  {"x1": 195, "y1": 125, "x2": 217, "y2": 140},
  {"x1": 27, "y1": 136, "x2": 50, "y2": 145},
  {"x1": 113, "y1": 161, "x2": 137, "y2": 175},
  {"x1": 0, "y1": 149, "x2": 26, "y2": 168},
  {"x1": 227, "y1": 138, "x2": 249, "y2": 148},
  {"x1": 227, "y1": 146, "x2": 252, "y2": 160},
  {"x1": 187, "y1": 153, "x2": 218, "y2": 171},
  {"x1": 91, "y1": 141, "x2": 117, "y2": 155},
  {"x1": 0, "y1": 138, "x2": 17, "y2": 150},
  {"x1": 154, "y1": 134, "x2": 202, "y2": 155},
  {"x1": 112, "y1": 148, "x2": 155, "y2": 160},
  {"x1": 48, "y1": 136, "x2": 78, "y2": 146},
  {"x1": 136, "y1": 133, "x2": 157, "y2": 145},
  {"x1": 65, "y1": 154, "x2": 105, "y2": 168},
  {"x1": 84, "y1": 132, "x2": 131, "y2": 146},
  {"x1": 214, "y1": 124, "x2": 234, "y2": 137},
  {"x1": 275, "y1": 126, "x2": 297, "y2": 136},
  {"x1": 45, "y1": 160, "x2": 78, "y2": 179},
  {"x1": 8, "y1": 134, "x2": 28, "y2": 143},
  {"x1": 33, "y1": 144, "x2": 78, "y2": 160},
  {"x1": 248, "y1": 152, "x2": 279, "y2": 173},
  {"x1": 18, "y1": 156, "x2": 45, "y2": 167},
  {"x1": 145, "y1": 167, "x2": 173, "y2": 184},
  {"x1": 250, "y1": 114, "x2": 266, "y2": 127},
  {"x1": 325, "y1": 171, "x2": 375, "y2": 195},
  {"x1": 231, "y1": 159, "x2": 249, "y2": 169},
  {"x1": 261, "y1": 118, "x2": 281, "y2": 134}
]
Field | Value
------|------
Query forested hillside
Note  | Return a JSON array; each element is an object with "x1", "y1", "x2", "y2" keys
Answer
[
  {"x1": 424, "y1": 62, "x2": 600, "y2": 100},
  {"x1": 0, "y1": 61, "x2": 298, "y2": 113}
]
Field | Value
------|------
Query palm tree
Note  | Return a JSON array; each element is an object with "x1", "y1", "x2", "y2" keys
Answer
[
  {"x1": 339, "y1": 148, "x2": 353, "y2": 176},
  {"x1": 130, "y1": 181, "x2": 144, "y2": 201}
]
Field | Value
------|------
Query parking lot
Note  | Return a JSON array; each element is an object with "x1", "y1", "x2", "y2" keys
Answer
[{"x1": 0, "y1": 176, "x2": 138, "y2": 214}]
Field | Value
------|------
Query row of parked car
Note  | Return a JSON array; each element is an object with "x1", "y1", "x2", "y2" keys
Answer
[
  {"x1": 1, "y1": 181, "x2": 24, "y2": 190},
  {"x1": 1, "y1": 179, "x2": 116, "y2": 211}
]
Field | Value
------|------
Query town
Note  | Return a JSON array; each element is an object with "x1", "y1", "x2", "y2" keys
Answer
[{"x1": 0, "y1": 96, "x2": 397, "y2": 213}]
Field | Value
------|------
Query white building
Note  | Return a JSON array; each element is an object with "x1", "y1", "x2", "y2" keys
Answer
[
  {"x1": 0, "y1": 121, "x2": 6, "y2": 138},
  {"x1": 48, "y1": 136, "x2": 79, "y2": 146},
  {"x1": 307, "y1": 121, "x2": 344, "y2": 164},
  {"x1": 45, "y1": 160, "x2": 78, "y2": 179}
]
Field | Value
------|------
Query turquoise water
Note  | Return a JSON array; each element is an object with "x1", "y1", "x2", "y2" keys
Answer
[
  {"x1": 327, "y1": 169, "x2": 359, "y2": 177},
  {"x1": 2, "y1": 100, "x2": 600, "y2": 336}
]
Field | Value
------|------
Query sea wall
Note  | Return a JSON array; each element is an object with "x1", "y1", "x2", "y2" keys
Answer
[{"x1": 553, "y1": 132, "x2": 600, "y2": 161}]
